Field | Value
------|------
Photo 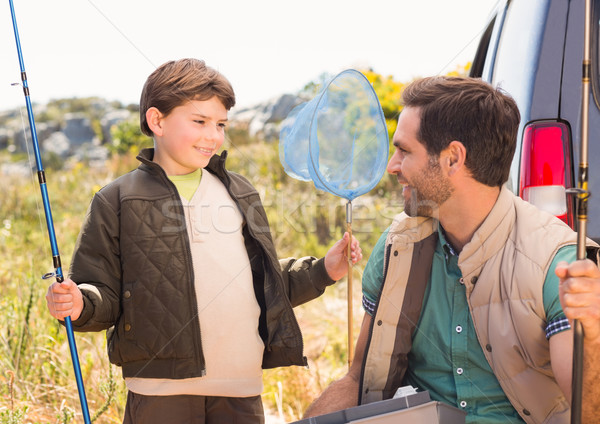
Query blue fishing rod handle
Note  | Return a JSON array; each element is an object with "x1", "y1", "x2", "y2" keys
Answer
[
  {"x1": 64, "y1": 315, "x2": 92, "y2": 424},
  {"x1": 53, "y1": 272, "x2": 92, "y2": 424}
]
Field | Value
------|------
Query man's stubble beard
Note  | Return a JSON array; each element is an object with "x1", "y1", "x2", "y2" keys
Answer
[{"x1": 402, "y1": 158, "x2": 453, "y2": 219}]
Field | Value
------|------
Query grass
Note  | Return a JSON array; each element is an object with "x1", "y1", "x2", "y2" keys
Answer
[{"x1": 0, "y1": 141, "x2": 402, "y2": 423}]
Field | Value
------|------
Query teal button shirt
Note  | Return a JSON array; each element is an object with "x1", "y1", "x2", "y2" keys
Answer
[{"x1": 362, "y1": 226, "x2": 575, "y2": 424}]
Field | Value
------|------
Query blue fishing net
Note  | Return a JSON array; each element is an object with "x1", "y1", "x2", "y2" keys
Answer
[{"x1": 279, "y1": 69, "x2": 389, "y2": 201}]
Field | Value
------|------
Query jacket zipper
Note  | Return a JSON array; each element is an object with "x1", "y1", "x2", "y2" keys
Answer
[
  {"x1": 157, "y1": 163, "x2": 207, "y2": 377},
  {"x1": 216, "y1": 153, "x2": 308, "y2": 366}
]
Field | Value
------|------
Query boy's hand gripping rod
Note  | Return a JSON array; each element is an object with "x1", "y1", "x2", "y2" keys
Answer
[{"x1": 8, "y1": 1, "x2": 91, "y2": 422}]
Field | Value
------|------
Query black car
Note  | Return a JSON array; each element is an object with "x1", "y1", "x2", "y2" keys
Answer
[{"x1": 470, "y1": 0, "x2": 600, "y2": 242}]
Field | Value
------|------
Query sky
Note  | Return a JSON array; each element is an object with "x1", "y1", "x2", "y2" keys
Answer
[{"x1": 1, "y1": 0, "x2": 498, "y2": 114}]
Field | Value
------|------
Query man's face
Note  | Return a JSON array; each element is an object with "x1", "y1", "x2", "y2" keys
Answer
[{"x1": 387, "y1": 107, "x2": 453, "y2": 217}]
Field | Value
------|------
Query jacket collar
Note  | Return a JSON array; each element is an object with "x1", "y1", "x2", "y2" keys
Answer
[{"x1": 136, "y1": 147, "x2": 229, "y2": 178}]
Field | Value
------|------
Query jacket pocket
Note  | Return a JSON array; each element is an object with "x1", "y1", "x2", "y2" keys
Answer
[
  {"x1": 121, "y1": 282, "x2": 136, "y2": 342},
  {"x1": 109, "y1": 282, "x2": 159, "y2": 364}
]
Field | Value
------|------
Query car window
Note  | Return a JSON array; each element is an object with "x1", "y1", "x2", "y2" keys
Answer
[
  {"x1": 470, "y1": 17, "x2": 496, "y2": 78},
  {"x1": 491, "y1": 0, "x2": 550, "y2": 192},
  {"x1": 492, "y1": 0, "x2": 548, "y2": 113}
]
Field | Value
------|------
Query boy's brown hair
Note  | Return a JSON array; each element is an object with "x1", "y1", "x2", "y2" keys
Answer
[
  {"x1": 140, "y1": 58, "x2": 236, "y2": 136},
  {"x1": 402, "y1": 76, "x2": 520, "y2": 188}
]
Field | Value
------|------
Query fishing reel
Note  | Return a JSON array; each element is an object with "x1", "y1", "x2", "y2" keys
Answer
[{"x1": 42, "y1": 271, "x2": 64, "y2": 283}]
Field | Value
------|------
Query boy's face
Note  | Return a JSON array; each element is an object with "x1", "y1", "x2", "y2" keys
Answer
[{"x1": 151, "y1": 96, "x2": 228, "y2": 175}]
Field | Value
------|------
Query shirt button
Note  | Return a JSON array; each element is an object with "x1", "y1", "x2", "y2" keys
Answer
[
  {"x1": 459, "y1": 277, "x2": 464, "y2": 285},
  {"x1": 124, "y1": 323, "x2": 132, "y2": 331},
  {"x1": 124, "y1": 290, "x2": 131, "y2": 299},
  {"x1": 457, "y1": 368, "x2": 464, "y2": 375},
  {"x1": 456, "y1": 325, "x2": 463, "y2": 333},
  {"x1": 460, "y1": 401, "x2": 467, "y2": 408}
]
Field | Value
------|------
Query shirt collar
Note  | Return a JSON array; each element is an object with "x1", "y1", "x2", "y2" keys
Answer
[{"x1": 438, "y1": 224, "x2": 458, "y2": 259}]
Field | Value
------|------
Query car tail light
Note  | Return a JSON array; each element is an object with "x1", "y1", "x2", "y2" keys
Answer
[{"x1": 519, "y1": 121, "x2": 573, "y2": 227}]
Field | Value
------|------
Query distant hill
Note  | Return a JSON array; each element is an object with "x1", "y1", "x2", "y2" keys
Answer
[
  {"x1": 0, "y1": 93, "x2": 304, "y2": 155},
  {"x1": 0, "y1": 93, "x2": 307, "y2": 178}
]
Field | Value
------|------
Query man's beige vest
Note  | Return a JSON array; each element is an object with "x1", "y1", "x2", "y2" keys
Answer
[{"x1": 360, "y1": 187, "x2": 598, "y2": 424}]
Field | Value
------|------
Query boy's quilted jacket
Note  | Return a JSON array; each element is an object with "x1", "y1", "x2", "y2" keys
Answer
[{"x1": 69, "y1": 148, "x2": 334, "y2": 379}]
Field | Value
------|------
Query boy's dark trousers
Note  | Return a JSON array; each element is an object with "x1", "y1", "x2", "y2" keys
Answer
[{"x1": 123, "y1": 391, "x2": 265, "y2": 424}]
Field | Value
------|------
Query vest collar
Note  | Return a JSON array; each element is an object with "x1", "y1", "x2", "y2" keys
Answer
[
  {"x1": 458, "y1": 186, "x2": 515, "y2": 282},
  {"x1": 388, "y1": 212, "x2": 437, "y2": 246}
]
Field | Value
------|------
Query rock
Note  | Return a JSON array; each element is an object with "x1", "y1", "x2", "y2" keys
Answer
[
  {"x1": 63, "y1": 113, "x2": 98, "y2": 146},
  {"x1": 100, "y1": 109, "x2": 134, "y2": 144},
  {"x1": 72, "y1": 143, "x2": 109, "y2": 168},
  {"x1": 231, "y1": 94, "x2": 306, "y2": 140},
  {"x1": 42, "y1": 131, "x2": 71, "y2": 157},
  {"x1": 0, "y1": 161, "x2": 32, "y2": 177},
  {"x1": 0, "y1": 128, "x2": 9, "y2": 150}
]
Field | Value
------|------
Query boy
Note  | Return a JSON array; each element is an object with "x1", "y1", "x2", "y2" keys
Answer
[{"x1": 46, "y1": 58, "x2": 361, "y2": 424}]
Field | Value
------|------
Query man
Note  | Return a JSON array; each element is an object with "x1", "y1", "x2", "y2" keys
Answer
[{"x1": 304, "y1": 76, "x2": 600, "y2": 423}]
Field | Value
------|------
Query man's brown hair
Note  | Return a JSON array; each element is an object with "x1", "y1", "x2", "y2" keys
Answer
[
  {"x1": 140, "y1": 58, "x2": 236, "y2": 136},
  {"x1": 402, "y1": 76, "x2": 521, "y2": 187}
]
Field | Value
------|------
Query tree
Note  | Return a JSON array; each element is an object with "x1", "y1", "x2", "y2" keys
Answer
[{"x1": 108, "y1": 118, "x2": 153, "y2": 155}]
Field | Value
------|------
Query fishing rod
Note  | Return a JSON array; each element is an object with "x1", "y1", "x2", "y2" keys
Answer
[
  {"x1": 568, "y1": 0, "x2": 592, "y2": 422},
  {"x1": 8, "y1": 1, "x2": 91, "y2": 423}
]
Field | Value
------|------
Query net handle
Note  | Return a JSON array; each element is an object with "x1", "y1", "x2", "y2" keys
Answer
[{"x1": 347, "y1": 201, "x2": 354, "y2": 367}]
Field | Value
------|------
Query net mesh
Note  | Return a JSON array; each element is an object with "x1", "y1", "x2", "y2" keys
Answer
[{"x1": 279, "y1": 69, "x2": 388, "y2": 200}]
